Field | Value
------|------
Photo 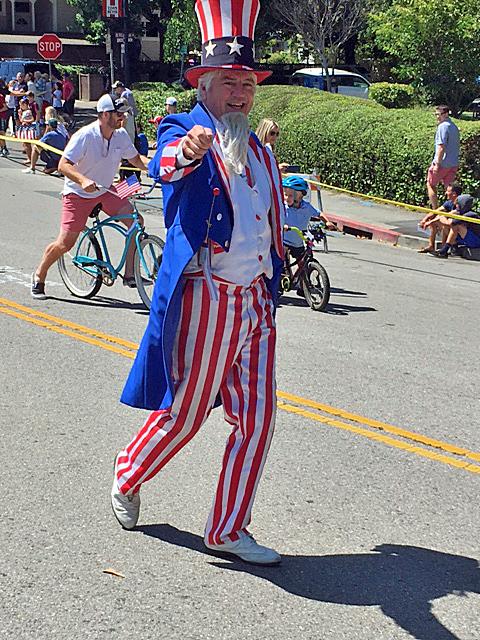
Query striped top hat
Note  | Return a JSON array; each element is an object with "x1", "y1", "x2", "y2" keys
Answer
[{"x1": 184, "y1": 0, "x2": 272, "y2": 88}]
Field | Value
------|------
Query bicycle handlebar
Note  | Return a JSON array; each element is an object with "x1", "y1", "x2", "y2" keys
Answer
[{"x1": 285, "y1": 225, "x2": 307, "y2": 241}]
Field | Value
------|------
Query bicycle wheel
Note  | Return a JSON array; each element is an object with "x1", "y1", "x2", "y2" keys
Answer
[
  {"x1": 134, "y1": 234, "x2": 164, "y2": 310},
  {"x1": 58, "y1": 231, "x2": 103, "y2": 299},
  {"x1": 301, "y1": 260, "x2": 330, "y2": 312}
]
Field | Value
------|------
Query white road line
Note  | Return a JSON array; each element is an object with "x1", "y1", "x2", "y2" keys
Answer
[{"x1": 0, "y1": 266, "x2": 63, "y2": 288}]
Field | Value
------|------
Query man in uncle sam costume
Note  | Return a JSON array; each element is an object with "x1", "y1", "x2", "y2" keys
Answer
[{"x1": 112, "y1": 0, "x2": 285, "y2": 565}]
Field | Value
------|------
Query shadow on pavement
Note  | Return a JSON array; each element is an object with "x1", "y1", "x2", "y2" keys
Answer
[
  {"x1": 138, "y1": 525, "x2": 479, "y2": 640},
  {"x1": 51, "y1": 295, "x2": 148, "y2": 314},
  {"x1": 278, "y1": 295, "x2": 376, "y2": 316},
  {"x1": 330, "y1": 287, "x2": 367, "y2": 297}
]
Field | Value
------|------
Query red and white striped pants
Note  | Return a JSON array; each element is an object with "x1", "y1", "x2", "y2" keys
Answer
[{"x1": 115, "y1": 275, "x2": 277, "y2": 545}]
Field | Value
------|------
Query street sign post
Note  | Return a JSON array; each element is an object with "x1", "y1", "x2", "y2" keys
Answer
[
  {"x1": 37, "y1": 33, "x2": 62, "y2": 82},
  {"x1": 37, "y1": 33, "x2": 63, "y2": 60}
]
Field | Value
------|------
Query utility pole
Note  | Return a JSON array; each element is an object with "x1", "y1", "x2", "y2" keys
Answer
[{"x1": 123, "y1": 0, "x2": 130, "y2": 86}]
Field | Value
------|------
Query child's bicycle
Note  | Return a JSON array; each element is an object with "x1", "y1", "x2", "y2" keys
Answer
[
  {"x1": 279, "y1": 226, "x2": 330, "y2": 312},
  {"x1": 57, "y1": 184, "x2": 164, "y2": 310}
]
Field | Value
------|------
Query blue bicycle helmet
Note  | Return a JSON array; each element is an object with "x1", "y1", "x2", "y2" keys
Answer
[{"x1": 282, "y1": 175, "x2": 308, "y2": 193}]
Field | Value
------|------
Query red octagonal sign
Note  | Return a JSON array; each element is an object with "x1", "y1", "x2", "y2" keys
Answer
[{"x1": 37, "y1": 33, "x2": 63, "y2": 61}]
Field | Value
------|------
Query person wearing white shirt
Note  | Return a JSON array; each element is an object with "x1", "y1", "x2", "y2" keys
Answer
[{"x1": 31, "y1": 94, "x2": 148, "y2": 299}]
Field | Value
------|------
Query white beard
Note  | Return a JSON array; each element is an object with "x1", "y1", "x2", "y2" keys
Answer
[{"x1": 219, "y1": 112, "x2": 250, "y2": 176}]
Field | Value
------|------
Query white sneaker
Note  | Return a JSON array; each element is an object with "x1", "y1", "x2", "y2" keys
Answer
[
  {"x1": 22, "y1": 167, "x2": 35, "y2": 174},
  {"x1": 111, "y1": 457, "x2": 140, "y2": 530},
  {"x1": 204, "y1": 531, "x2": 281, "y2": 565}
]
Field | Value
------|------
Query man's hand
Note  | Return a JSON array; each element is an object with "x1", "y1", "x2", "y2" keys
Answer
[
  {"x1": 81, "y1": 178, "x2": 98, "y2": 193},
  {"x1": 182, "y1": 126, "x2": 214, "y2": 161}
]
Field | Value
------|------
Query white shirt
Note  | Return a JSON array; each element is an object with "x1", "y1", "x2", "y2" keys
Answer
[
  {"x1": 183, "y1": 147, "x2": 273, "y2": 285},
  {"x1": 209, "y1": 148, "x2": 272, "y2": 285},
  {"x1": 181, "y1": 110, "x2": 273, "y2": 286},
  {"x1": 62, "y1": 120, "x2": 137, "y2": 199}
]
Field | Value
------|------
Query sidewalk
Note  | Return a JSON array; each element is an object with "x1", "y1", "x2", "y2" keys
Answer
[{"x1": 313, "y1": 188, "x2": 429, "y2": 250}]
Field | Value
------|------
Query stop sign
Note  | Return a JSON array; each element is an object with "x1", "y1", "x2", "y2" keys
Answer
[{"x1": 37, "y1": 33, "x2": 63, "y2": 61}]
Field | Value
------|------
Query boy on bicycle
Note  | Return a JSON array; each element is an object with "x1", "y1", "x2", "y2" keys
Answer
[{"x1": 282, "y1": 175, "x2": 336, "y2": 260}]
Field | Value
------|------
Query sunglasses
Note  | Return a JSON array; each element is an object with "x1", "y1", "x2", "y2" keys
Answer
[{"x1": 269, "y1": 130, "x2": 280, "y2": 136}]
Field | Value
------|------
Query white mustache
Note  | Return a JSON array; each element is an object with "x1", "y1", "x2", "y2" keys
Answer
[{"x1": 219, "y1": 112, "x2": 250, "y2": 175}]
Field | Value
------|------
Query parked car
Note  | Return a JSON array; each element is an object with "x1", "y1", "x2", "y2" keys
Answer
[
  {"x1": 290, "y1": 67, "x2": 371, "y2": 100},
  {"x1": 0, "y1": 58, "x2": 62, "y2": 81}
]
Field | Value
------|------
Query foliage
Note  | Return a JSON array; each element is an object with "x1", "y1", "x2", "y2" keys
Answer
[
  {"x1": 65, "y1": 0, "x2": 106, "y2": 43},
  {"x1": 249, "y1": 85, "x2": 480, "y2": 203},
  {"x1": 133, "y1": 85, "x2": 196, "y2": 139},
  {"x1": 163, "y1": 0, "x2": 200, "y2": 62},
  {"x1": 259, "y1": 35, "x2": 311, "y2": 64},
  {"x1": 65, "y1": 0, "x2": 164, "y2": 44},
  {"x1": 56, "y1": 64, "x2": 98, "y2": 76},
  {"x1": 369, "y1": 0, "x2": 480, "y2": 115},
  {"x1": 132, "y1": 81, "x2": 172, "y2": 92},
  {"x1": 369, "y1": 82, "x2": 415, "y2": 109}
]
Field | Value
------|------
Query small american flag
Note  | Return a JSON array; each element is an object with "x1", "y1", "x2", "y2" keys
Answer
[{"x1": 115, "y1": 175, "x2": 141, "y2": 199}]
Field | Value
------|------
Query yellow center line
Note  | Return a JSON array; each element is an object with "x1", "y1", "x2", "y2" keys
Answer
[
  {"x1": 1, "y1": 295, "x2": 479, "y2": 475},
  {"x1": 277, "y1": 390, "x2": 480, "y2": 463},
  {"x1": 278, "y1": 402, "x2": 480, "y2": 474},
  {"x1": 0, "y1": 297, "x2": 138, "y2": 351},
  {"x1": 0, "y1": 305, "x2": 136, "y2": 359}
]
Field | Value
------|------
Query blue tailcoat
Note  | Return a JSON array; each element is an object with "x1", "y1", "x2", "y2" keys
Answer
[{"x1": 121, "y1": 103, "x2": 284, "y2": 411}]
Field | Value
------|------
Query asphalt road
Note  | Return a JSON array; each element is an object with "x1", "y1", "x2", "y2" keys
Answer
[{"x1": 0, "y1": 153, "x2": 479, "y2": 640}]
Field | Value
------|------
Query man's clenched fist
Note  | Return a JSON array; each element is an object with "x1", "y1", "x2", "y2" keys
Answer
[{"x1": 182, "y1": 125, "x2": 214, "y2": 161}]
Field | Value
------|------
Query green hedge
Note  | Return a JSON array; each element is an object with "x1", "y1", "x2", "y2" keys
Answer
[
  {"x1": 369, "y1": 82, "x2": 415, "y2": 109},
  {"x1": 134, "y1": 84, "x2": 480, "y2": 205},
  {"x1": 250, "y1": 86, "x2": 480, "y2": 204},
  {"x1": 133, "y1": 86, "x2": 196, "y2": 140}
]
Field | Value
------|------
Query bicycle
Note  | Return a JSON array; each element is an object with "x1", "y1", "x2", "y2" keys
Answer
[
  {"x1": 279, "y1": 226, "x2": 331, "y2": 312},
  {"x1": 58, "y1": 184, "x2": 164, "y2": 310}
]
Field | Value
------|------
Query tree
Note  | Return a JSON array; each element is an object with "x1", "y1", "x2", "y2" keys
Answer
[
  {"x1": 66, "y1": 0, "x2": 166, "y2": 45},
  {"x1": 163, "y1": 0, "x2": 199, "y2": 62},
  {"x1": 271, "y1": 0, "x2": 369, "y2": 90},
  {"x1": 369, "y1": 0, "x2": 480, "y2": 114}
]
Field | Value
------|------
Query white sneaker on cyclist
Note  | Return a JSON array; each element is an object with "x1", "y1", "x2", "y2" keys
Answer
[{"x1": 111, "y1": 455, "x2": 140, "y2": 530}]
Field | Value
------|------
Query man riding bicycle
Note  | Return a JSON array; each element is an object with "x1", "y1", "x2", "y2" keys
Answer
[
  {"x1": 282, "y1": 175, "x2": 336, "y2": 260},
  {"x1": 31, "y1": 94, "x2": 148, "y2": 299}
]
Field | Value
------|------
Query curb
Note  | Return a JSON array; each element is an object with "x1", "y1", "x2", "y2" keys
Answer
[
  {"x1": 327, "y1": 213, "x2": 400, "y2": 244},
  {"x1": 324, "y1": 213, "x2": 427, "y2": 251}
]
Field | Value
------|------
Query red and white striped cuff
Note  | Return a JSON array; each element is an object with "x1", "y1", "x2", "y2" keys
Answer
[{"x1": 160, "y1": 138, "x2": 199, "y2": 183}]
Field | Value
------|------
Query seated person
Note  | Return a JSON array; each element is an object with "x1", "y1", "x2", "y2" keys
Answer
[
  {"x1": 434, "y1": 194, "x2": 480, "y2": 258},
  {"x1": 282, "y1": 175, "x2": 336, "y2": 261},
  {"x1": 418, "y1": 182, "x2": 462, "y2": 253},
  {"x1": 22, "y1": 118, "x2": 67, "y2": 175}
]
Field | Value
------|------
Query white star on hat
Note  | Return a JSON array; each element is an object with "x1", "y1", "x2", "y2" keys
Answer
[
  {"x1": 226, "y1": 36, "x2": 244, "y2": 56},
  {"x1": 205, "y1": 40, "x2": 217, "y2": 57}
]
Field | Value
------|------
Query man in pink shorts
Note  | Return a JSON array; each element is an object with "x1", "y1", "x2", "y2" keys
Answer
[
  {"x1": 426, "y1": 105, "x2": 460, "y2": 209},
  {"x1": 31, "y1": 94, "x2": 147, "y2": 299}
]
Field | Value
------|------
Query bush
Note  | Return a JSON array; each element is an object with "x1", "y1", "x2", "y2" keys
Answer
[
  {"x1": 132, "y1": 82, "x2": 171, "y2": 93},
  {"x1": 133, "y1": 86, "x2": 197, "y2": 140},
  {"x1": 369, "y1": 82, "x2": 415, "y2": 109},
  {"x1": 250, "y1": 85, "x2": 480, "y2": 204}
]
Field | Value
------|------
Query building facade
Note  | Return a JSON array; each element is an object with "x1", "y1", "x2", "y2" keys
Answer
[{"x1": 0, "y1": 0, "x2": 78, "y2": 34}]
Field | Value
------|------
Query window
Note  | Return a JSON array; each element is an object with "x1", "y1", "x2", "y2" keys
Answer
[
  {"x1": 15, "y1": 2, "x2": 31, "y2": 12},
  {"x1": 0, "y1": 1, "x2": 6, "y2": 16}
]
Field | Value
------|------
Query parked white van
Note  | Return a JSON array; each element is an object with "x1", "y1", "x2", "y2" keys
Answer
[{"x1": 290, "y1": 68, "x2": 371, "y2": 100}]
